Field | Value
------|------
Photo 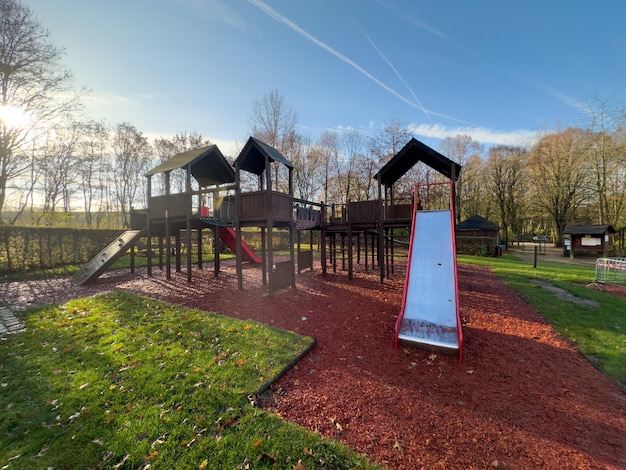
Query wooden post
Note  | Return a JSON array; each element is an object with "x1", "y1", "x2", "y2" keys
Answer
[
  {"x1": 213, "y1": 226, "x2": 220, "y2": 277},
  {"x1": 261, "y1": 227, "x2": 267, "y2": 284},
  {"x1": 185, "y1": 164, "x2": 192, "y2": 282},
  {"x1": 175, "y1": 231, "x2": 181, "y2": 273},
  {"x1": 377, "y1": 178, "x2": 385, "y2": 284},
  {"x1": 347, "y1": 201, "x2": 353, "y2": 279},
  {"x1": 165, "y1": 171, "x2": 171, "y2": 280},
  {"x1": 197, "y1": 228, "x2": 203, "y2": 270},
  {"x1": 321, "y1": 202, "x2": 327, "y2": 277},
  {"x1": 288, "y1": 167, "x2": 295, "y2": 289},
  {"x1": 130, "y1": 244, "x2": 135, "y2": 273},
  {"x1": 266, "y1": 154, "x2": 275, "y2": 297},
  {"x1": 235, "y1": 161, "x2": 243, "y2": 290},
  {"x1": 146, "y1": 175, "x2": 152, "y2": 277},
  {"x1": 363, "y1": 231, "x2": 368, "y2": 272},
  {"x1": 533, "y1": 245, "x2": 538, "y2": 268},
  {"x1": 158, "y1": 236, "x2": 163, "y2": 270}
]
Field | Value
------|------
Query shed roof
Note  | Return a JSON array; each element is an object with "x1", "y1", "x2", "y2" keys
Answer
[
  {"x1": 563, "y1": 224, "x2": 616, "y2": 236},
  {"x1": 145, "y1": 145, "x2": 235, "y2": 187},
  {"x1": 234, "y1": 136, "x2": 294, "y2": 175},
  {"x1": 456, "y1": 215, "x2": 499, "y2": 231},
  {"x1": 374, "y1": 137, "x2": 462, "y2": 186}
]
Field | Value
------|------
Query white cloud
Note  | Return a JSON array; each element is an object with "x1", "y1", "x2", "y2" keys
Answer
[
  {"x1": 87, "y1": 91, "x2": 136, "y2": 105},
  {"x1": 176, "y1": 0, "x2": 247, "y2": 30},
  {"x1": 409, "y1": 123, "x2": 538, "y2": 148},
  {"x1": 373, "y1": 0, "x2": 448, "y2": 41}
]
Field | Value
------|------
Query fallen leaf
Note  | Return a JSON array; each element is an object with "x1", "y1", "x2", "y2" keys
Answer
[
  {"x1": 252, "y1": 438, "x2": 262, "y2": 447},
  {"x1": 199, "y1": 459, "x2": 208, "y2": 469},
  {"x1": 393, "y1": 440, "x2": 403, "y2": 451},
  {"x1": 112, "y1": 454, "x2": 129, "y2": 469},
  {"x1": 293, "y1": 460, "x2": 306, "y2": 470}
]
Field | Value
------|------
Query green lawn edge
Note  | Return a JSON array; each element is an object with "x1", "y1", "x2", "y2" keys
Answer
[
  {"x1": 458, "y1": 254, "x2": 626, "y2": 391},
  {"x1": 0, "y1": 292, "x2": 383, "y2": 469}
]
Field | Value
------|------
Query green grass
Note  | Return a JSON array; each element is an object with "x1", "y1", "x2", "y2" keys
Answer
[
  {"x1": 458, "y1": 254, "x2": 626, "y2": 389},
  {"x1": 0, "y1": 292, "x2": 381, "y2": 469}
]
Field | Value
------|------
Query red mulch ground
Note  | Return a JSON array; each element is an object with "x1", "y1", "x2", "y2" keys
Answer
[{"x1": 2, "y1": 261, "x2": 625, "y2": 469}]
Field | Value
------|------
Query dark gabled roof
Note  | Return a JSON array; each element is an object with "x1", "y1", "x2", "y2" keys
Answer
[
  {"x1": 145, "y1": 145, "x2": 235, "y2": 187},
  {"x1": 563, "y1": 224, "x2": 616, "y2": 236},
  {"x1": 456, "y1": 215, "x2": 499, "y2": 231},
  {"x1": 234, "y1": 136, "x2": 294, "y2": 175},
  {"x1": 374, "y1": 137, "x2": 462, "y2": 186}
]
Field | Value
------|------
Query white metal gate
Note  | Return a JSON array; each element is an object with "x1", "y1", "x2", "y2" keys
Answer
[{"x1": 594, "y1": 258, "x2": 626, "y2": 286}]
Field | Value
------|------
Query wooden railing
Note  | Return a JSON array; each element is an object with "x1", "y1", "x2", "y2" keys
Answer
[{"x1": 149, "y1": 194, "x2": 191, "y2": 219}]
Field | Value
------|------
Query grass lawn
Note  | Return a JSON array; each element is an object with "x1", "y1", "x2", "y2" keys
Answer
[
  {"x1": 0, "y1": 292, "x2": 381, "y2": 469},
  {"x1": 458, "y1": 254, "x2": 626, "y2": 390}
]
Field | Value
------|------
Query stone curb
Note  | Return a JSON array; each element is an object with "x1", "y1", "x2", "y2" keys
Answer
[{"x1": 0, "y1": 305, "x2": 26, "y2": 336}]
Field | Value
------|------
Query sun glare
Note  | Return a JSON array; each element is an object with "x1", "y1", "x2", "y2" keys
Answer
[{"x1": 0, "y1": 104, "x2": 30, "y2": 129}]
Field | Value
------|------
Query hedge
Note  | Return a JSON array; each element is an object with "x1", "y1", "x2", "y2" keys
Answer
[
  {"x1": 0, "y1": 226, "x2": 122, "y2": 273},
  {"x1": 456, "y1": 235, "x2": 498, "y2": 257}
]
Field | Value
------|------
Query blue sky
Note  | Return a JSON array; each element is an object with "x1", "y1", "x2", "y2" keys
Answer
[{"x1": 22, "y1": 0, "x2": 626, "y2": 156}]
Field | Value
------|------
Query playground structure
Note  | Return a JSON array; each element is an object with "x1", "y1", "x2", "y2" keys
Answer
[{"x1": 73, "y1": 136, "x2": 463, "y2": 357}]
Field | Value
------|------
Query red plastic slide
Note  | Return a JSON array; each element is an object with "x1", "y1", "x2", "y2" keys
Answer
[{"x1": 219, "y1": 227, "x2": 262, "y2": 263}]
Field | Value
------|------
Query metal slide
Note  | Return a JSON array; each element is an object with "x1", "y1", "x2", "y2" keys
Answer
[
  {"x1": 72, "y1": 229, "x2": 145, "y2": 286},
  {"x1": 395, "y1": 209, "x2": 462, "y2": 360}
]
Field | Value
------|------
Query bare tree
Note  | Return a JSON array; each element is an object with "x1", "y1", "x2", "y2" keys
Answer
[
  {"x1": 249, "y1": 89, "x2": 298, "y2": 191},
  {"x1": 457, "y1": 154, "x2": 491, "y2": 221},
  {"x1": 439, "y1": 135, "x2": 484, "y2": 223},
  {"x1": 76, "y1": 120, "x2": 109, "y2": 227},
  {"x1": 368, "y1": 118, "x2": 414, "y2": 201},
  {"x1": 0, "y1": 0, "x2": 84, "y2": 221},
  {"x1": 313, "y1": 130, "x2": 341, "y2": 204},
  {"x1": 368, "y1": 117, "x2": 412, "y2": 165},
  {"x1": 485, "y1": 145, "x2": 528, "y2": 246},
  {"x1": 337, "y1": 129, "x2": 364, "y2": 204},
  {"x1": 112, "y1": 123, "x2": 152, "y2": 227},
  {"x1": 284, "y1": 134, "x2": 322, "y2": 201},
  {"x1": 583, "y1": 94, "x2": 626, "y2": 226},
  {"x1": 153, "y1": 131, "x2": 212, "y2": 194},
  {"x1": 528, "y1": 127, "x2": 590, "y2": 245}
]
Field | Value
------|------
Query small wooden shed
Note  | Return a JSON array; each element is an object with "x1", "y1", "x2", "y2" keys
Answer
[
  {"x1": 563, "y1": 224, "x2": 616, "y2": 259},
  {"x1": 456, "y1": 215, "x2": 500, "y2": 256}
]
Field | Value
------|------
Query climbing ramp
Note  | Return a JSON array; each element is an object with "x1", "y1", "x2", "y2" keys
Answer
[
  {"x1": 395, "y1": 202, "x2": 463, "y2": 361},
  {"x1": 218, "y1": 227, "x2": 262, "y2": 264},
  {"x1": 72, "y1": 229, "x2": 145, "y2": 286}
]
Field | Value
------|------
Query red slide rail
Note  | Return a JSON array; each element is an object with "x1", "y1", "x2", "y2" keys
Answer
[
  {"x1": 448, "y1": 182, "x2": 463, "y2": 363},
  {"x1": 394, "y1": 184, "x2": 419, "y2": 348}
]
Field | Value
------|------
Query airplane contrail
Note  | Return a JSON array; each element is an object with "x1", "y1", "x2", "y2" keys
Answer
[
  {"x1": 247, "y1": 0, "x2": 429, "y2": 114},
  {"x1": 355, "y1": 21, "x2": 431, "y2": 120}
]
